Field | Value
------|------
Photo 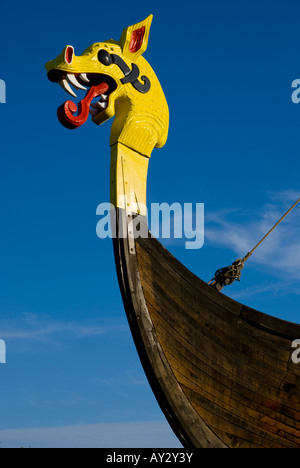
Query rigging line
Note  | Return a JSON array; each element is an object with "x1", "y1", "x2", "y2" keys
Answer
[
  {"x1": 209, "y1": 197, "x2": 300, "y2": 292},
  {"x1": 243, "y1": 197, "x2": 300, "y2": 263}
]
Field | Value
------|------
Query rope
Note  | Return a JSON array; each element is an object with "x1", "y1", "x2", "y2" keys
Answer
[
  {"x1": 209, "y1": 197, "x2": 300, "y2": 291},
  {"x1": 242, "y1": 197, "x2": 300, "y2": 263}
]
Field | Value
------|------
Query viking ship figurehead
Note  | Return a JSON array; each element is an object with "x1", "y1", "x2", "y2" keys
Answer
[{"x1": 46, "y1": 15, "x2": 169, "y2": 216}]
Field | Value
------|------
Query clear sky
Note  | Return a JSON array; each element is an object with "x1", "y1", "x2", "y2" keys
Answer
[{"x1": 0, "y1": 0, "x2": 300, "y2": 448}]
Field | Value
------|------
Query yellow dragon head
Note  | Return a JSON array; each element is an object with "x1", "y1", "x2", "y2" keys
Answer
[{"x1": 46, "y1": 15, "x2": 169, "y2": 157}]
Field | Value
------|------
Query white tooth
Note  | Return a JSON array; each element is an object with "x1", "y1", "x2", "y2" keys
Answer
[
  {"x1": 67, "y1": 74, "x2": 87, "y2": 91},
  {"x1": 58, "y1": 79, "x2": 77, "y2": 98},
  {"x1": 79, "y1": 73, "x2": 90, "y2": 83},
  {"x1": 97, "y1": 101, "x2": 108, "y2": 109},
  {"x1": 101, "y1": 94, "x2": 108, "y2": 101}
]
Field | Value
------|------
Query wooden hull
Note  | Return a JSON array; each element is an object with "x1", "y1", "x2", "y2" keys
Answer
[{"x1": 113, "y1": 210, "x2": 300, "y2": 448}]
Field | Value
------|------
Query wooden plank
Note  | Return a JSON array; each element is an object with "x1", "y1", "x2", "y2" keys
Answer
[
  {"x1": 168, "y1": 347, "x2": 300, "y2": 446},
  {"x1": 148, "y1": 301, "x2": 300, "y2": 425},
  {"x1": 147, "y1": 301, "x2": 300, "y2": 445},
  {"x1": 137, "y1": 244, "x2": 300, "y2": 385}
]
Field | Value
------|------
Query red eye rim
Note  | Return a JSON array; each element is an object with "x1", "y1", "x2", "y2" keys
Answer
[{"x1": 65, "y1": 46, "x2": 74, "y2": 65}]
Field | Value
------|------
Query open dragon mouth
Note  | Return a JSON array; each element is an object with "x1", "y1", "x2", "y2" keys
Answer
[{"x1": 47, "y1": 71, "x2": 117, "y2": 129}]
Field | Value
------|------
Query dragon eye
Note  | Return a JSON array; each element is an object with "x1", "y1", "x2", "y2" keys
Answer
[
  {"x1": 98, "y1": 49, "x2": 113, "y2": 66},
  {"x1": 65, "y1": 46, "x2": 74, "y2": 65}
]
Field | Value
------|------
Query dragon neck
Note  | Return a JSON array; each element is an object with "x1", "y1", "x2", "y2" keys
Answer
[{"x1": 110, "y1": 142, "x2": 150, "y2": 217}]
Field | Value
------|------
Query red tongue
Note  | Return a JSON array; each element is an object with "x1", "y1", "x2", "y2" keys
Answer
[{"x1": 57, "y1": 82, "x2": 109, "y2": 129}]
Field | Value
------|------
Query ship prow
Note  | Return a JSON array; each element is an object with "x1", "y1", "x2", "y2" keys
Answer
[{"x1": 114, "y1": 209, "x2": 300, "y2": 449}]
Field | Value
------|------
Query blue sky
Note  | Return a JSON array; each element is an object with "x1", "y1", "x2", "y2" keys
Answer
[{"x1": 0, "y1": 0, "x2": 300, "y2": 448}]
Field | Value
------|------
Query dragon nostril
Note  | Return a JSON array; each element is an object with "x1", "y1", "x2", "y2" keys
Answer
[{"x1": 65, "y1": 46, "x2": 74, "y2": 65}]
